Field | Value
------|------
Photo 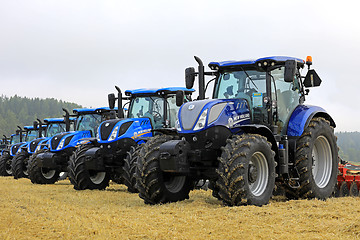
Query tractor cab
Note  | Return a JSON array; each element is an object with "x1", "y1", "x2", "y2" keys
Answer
[
  {"x1": 209, "y1": 57, "x2": 306, "y2": 134},
  {"x1": 125, "y1": 87, "x2": 194, "y2": 129}
]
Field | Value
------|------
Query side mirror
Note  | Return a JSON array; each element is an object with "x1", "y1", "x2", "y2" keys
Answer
[
  {"x1": 176, "y1": 90, "x2": 184, "y2": 107},
  {"x1": 33, "y1": 121, "x2": 39, "y2": 129},
  {"x1": 108, "y1": 93, "x2": 116, "y2": 110},
  {"x1": 284, "y1": 60, "x2": 296, "y2": 82},
  {"x1": 185, "y1": 67, "x2": 196, "y2": 89},
  {"x1": 303, "y1": 69, "x2": 322, "y2": 87}
]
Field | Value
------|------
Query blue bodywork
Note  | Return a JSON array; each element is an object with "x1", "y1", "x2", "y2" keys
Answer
[
  {"x1": 178, "y1": 99, "x2": 250, "y2": 134},
  {"x1": 125, "y1": 87, "x2": 194, "y2": 96}
]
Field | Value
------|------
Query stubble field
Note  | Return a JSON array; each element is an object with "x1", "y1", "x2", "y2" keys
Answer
[{"x1": 0, "y1": 177, "x2": 360, "y2": 239}]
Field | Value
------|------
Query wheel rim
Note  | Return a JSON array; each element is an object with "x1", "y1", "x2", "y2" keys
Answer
[
  {"x1": 41, "y1": 168, "x2": 56, "y2": 179},
  {"x1": 90, "y1": 171, "x2": 106, "y2": 184},
  {"x1": 248, "y1": 152, "x2": 269, "y2": 197},
  {"x1": 6, "y1": 159, "x2": 12, "y2": 175},
  {"x1": 164, "y1": 174, "x2": 186, "y2": 193},
  {"x1": 312, "y1": 135, "x2": 332, "y2": 188}
]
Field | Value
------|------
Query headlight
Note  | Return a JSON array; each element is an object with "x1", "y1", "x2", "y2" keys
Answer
[
  {"x1": 57, "y1": 138, "x2": 65, "y2": 150},
  {"x1": 193, "y1": 109, "x2": 208, "y2": 131},
  {"x1": 35, "y1": 144, "x2": 41, "y2": 152},
  {"x1": 108, "y1": 126, "x2": 119, "y2": 141},
  {"x1": 175, "y1": 119, "x2": 181, "y2": 131}
]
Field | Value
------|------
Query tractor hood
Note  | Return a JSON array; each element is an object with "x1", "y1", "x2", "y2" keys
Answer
[
  {"x1": 49, "y1": 131, "x2": 92, "y2": 152},
  {"x1": 10, "y1": 142, "x2": 26, "y2": 156},
  {"x1": 178, "y1": 99, "x2": 251, "y2": 133},
  {"x1": 97, "y1": 118, "x2": 153, "y2": 143},
  {"x1": 28, "y1": 137, "x2": 46, "y2": 154}
]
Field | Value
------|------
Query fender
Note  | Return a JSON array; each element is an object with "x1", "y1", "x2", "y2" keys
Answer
[
  {"x1": 286, "y1": 105, "x2": 336, "y2": 137},
  {"x1": 237, "y1": 124, "x2": 278, "y2": 153}
]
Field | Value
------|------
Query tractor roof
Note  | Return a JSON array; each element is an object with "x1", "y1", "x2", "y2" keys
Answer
[
  {"x1": 208, "y1": 56, "x2": 305, "y2": 70},
  {"x1": 73, "y1": 107, "x2": 114, "y2": 114},
  {"x1": 125, "y1": 87, "x2": 195, "y2": 96},
  {"x1": 24, "y1": 126, "x2": 35, "y2": 130},
  {"x1": 43, "y1": 117, "x2": 76, "y2": 123}
]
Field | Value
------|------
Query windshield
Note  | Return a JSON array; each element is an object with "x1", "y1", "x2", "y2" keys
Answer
[
  {"x1": 10, "y1": 134, "x2": 21, "y2": 145},
  {"x1": 26, "y1": 130, "x2": 38, "y2": 142},
  {"x1": 128, "y1": 96, "x2": 164, "y2": 129},
  {"x1": 76, "y1": 114, "x2": 102, "y2": 137},
  {"x1": 214, "y1": 67, "x2": 300, "y2": 130},
  {"x1": 46, "y1": 123, "x2": 67, "y2": 137}
]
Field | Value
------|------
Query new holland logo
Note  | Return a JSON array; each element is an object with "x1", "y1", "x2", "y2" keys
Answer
[
  {"x1": 188, "y1": 104, "x2": 195, "y2": 110},
  {"x1": 105, "y1": 123, "x2": 110, "y2": 127}
]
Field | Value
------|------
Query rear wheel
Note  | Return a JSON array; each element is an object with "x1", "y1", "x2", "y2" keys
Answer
[
  {"x1": 28, "y1": 149, "x2": 60, "y2": 184},
  {"x1": 136, "y1": 135, "x2": 192, "y2": 204},
  {"x1": 216, "y1": 134, "x2": 276, "y2": 206},
  {"x1": 68, "y1": 144, "x2": 110, "y2": 190},
  {"x1": 123, "y1": 145, "x2": 141, "y2": 193},
  {"x1": 294, "y1": 117, "x2": 338, "y2": 200},
  {"x1": 349, "y1": 182, "x2": 358, "y2": 197},
  {"x1": 0, "y1": 153, "x2": 12, "y2": 176},
  {"x1": 11, "y1": 151, "x2": 29, "y2": 179}
]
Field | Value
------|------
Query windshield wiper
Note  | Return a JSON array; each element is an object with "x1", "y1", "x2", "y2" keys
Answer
[{"x1": 240, "y1": 67, "x2": 258, "y2": 90}]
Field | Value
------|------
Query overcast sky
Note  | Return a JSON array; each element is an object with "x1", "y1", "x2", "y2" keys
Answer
[{"x1": 0, "y1": 0, "x2": 359, "y2": 132}]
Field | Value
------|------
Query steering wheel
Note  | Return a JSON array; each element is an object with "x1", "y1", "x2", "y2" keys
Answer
[{"x1": 152, "y1": 111, "x2": 162, "y2": 122}]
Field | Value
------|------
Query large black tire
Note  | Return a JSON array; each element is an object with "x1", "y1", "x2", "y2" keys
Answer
[
  {"x1": 294, "y1": 117, "x2": 338, "y2": 200},
  {"x1": 0, "y1": 153, "x2": 12, "y2": 176},
  {"x1": 349, "y1": 182, "x2": 358, "y2": 197},
  {"x1": 28, "y1": 149, "x2": 60, "y2": 184},
  {"x1": 339, "y1": 182, "x2": 349, "y2": 197},
  {"x1": 11, "y1": 151, "x2": 29, "y2": 179},
  {"x1": 216, "y1": 134, "x2": 276, "y2": 206},
  {"x1": 123, "y1": 145, "x2": 141, "y2": 193},
  {"x1": 68, "y1": 144, "x2": 110, "y2": 190},
  {"x1": 136, "y1": 135, "x2": 193, "y2": 204}
]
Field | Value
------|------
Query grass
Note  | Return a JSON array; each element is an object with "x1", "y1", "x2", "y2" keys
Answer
[{"x1": 1, "y1": 177, "x2": 360, "y2": 239}]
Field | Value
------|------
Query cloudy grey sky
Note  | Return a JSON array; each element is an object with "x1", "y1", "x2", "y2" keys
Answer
[{"x1": 0, "y1": 0, "x2": 359, "y2": 132}]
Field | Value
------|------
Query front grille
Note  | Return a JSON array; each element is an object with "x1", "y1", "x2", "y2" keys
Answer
[
  {"x1": 51, "y1": 132, "x2": 71, "y2": 150},
  {"x1": 29, "y1": 138, "x2": 43, "y2": 153},
  {"x1": 100, "y1": 119, "x2": 120, "y2": 141},
  {"x1": 64, "y1": 135, "x2": 74, "y2": 147},
  {"x1": 118, "y1": 121, "x2": 133, "y2": 136}
]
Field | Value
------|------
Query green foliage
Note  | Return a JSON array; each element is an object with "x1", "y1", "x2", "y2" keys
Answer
[
  {"x1": 0, "y1": 95, "x2": 82, "y2": 137},
  {"x1": 336, "y1": 132, "x2": 360, "y2": 163}
]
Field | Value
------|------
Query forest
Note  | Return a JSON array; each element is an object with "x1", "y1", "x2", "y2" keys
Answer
[
  {"x1": 0, "y1": 95, "x2": 81, "y2": 137},
  {"x1": 336, "y1": 131, "x2": 360, "y2": 163}
]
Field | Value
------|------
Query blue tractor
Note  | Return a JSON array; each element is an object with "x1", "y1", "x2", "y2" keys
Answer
[
  {"x1": 136, "y1": 56, "x2": 338, "y2": 206},
  {"x1": 27, "y1": 115, "x2": 76, "y2": 183},
  {"x1": 0, "y1": 128, "x2": 25, "y2": 176},
  {"x1": 28, "y1": 107, "x2": 114, "y2": 184},
  {"x1": 68, "y1": 87, "x2": 194, "y2": 191},
  {"x1": 11, "y1": 124, "x2": 45, "y2": 179}
]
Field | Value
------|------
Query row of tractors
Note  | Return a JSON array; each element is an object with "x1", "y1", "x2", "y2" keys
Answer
[{"x1": 0, "y1": 55, "x2": 350, "y2": 206}]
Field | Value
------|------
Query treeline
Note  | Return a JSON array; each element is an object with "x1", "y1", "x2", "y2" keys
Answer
[
  {"x1": 336, "y1": 132, "x2": 360, "y2": 163},
  {"x1": 0, "y1": 95, "x2": 82, "y2": 137}
]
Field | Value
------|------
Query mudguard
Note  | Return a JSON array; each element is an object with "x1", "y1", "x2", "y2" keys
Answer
[{"x1": 287, "y1": 105, "x2": 336, "y2": 137}]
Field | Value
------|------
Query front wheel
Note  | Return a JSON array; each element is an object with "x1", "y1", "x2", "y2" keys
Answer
[
  {"x1": 136, "y1": 135, "x2": 192, "y2": 204},
  {"x1": 11, "y1": 151, "x2": 29, "y2": 179},
  {"x1": 294, "y1": 117, "x2": 338, "y2": 200},
  {"x1": 123, "y1": 145, "x2": 141, "y2": 193},
  {"x1": 68, "y1": 145, "x2": 110, "y2": 190},
  {"x1": 0, "y1": 153, "x2": 12, "y2": 176},
  {"x1": 216, "y1": 134, "x2": 276, "y2": 206},
  {"x1": 28, "y1": 149, "x2": 60, "y2": 184}
]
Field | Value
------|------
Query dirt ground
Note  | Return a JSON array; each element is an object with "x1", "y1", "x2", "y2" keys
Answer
[{"x1": 0, "y1": 177, "x2": 359, "y2": 240}]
